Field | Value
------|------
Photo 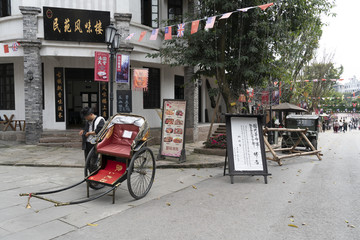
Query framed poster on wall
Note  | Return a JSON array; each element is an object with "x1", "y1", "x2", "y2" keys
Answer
[
  {"x1": 158, "y1": 99, "x2": 187, "y2": 162},
  {"x1": 224, "y1": 114, "x2": 271, "y2": 184}
]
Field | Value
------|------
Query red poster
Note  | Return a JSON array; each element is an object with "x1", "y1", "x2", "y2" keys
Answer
[{"x1": 94, "y1": 51, "x2": 109, "y2": 82}]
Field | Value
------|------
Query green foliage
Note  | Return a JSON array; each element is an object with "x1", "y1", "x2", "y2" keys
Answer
[{"x1": 148, "y1": 0, "x2": 335, "y2": 112}]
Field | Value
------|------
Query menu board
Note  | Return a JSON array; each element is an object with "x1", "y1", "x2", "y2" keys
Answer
[
  {"x1": 225, "y1": 114, "x2": 270, "y2": 184},
  {"x1": 160, "y1": 100, "x2": 187, "y2": 158}
]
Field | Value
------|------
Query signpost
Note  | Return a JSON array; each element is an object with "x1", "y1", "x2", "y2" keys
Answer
[
  {"x1": 224, "y1": 114, "x2": 271, "y2": 184},
  {"x1": 158, "y1": 99, "x2": 187, "y2": 162}
]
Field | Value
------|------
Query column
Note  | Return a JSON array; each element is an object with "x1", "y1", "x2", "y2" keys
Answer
[
  {"x1": 18, "y1": 6, "x2": 42, "y2": 144},
  {"x1": 184, "y1": 66, "x2": 199, "y2": 142}
]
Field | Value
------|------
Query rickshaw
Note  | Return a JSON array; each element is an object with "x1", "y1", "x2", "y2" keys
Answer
[
  {"x1": 281, "y1": 114, "x2": 319, "y2": 150},
  {"x1": 20, "y1": 113, "x2": 156, "y2": 207}
]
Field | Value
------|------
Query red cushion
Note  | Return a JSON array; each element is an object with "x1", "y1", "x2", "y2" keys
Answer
[
  {"x1": 97, "y1": 124, "x2": 139, "y2": 158},
  {"x1": 97, "y1": 144, "x2": 132, "y2": 158},
  {"x1": 88, "y1": 160, "x2": 126, "y2": 185}
]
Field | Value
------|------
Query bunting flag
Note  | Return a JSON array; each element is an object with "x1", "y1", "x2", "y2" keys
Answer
[
  {"x1": 124, "y1": 2, "x2": 274, "y2": 42},
  {"x1": 220, "y1": 12, "x2": 233, "y2": 19},
  {"x1": 205, "y1": 16, "x2": 216, "y2": 29},
  {"x1": 11, "y1": 42, "x2": 20, "y2": 51},
  {"x1": 133, "y1": 69, "x2": 149, "y2": 91},
  {"x1": 3, "y1": 44, "x2": 9, "y2": 53},
  {"x1": 149, "y1": 29, "x2": 159, "y2": 40},
  {"x1": 238, "y1": 7, "x2": 254, "y2": 12},
  {"x1": 296, "y1": 78, "x2": 344, "y2": 83},
  {"x1": 259, "y1": 3, "x2": 274, "y2": 10},
  {"x1": 191, "y1": 20, "x2": 200, "y2": 34},
  {"x1": 177, "y1": 23, "x2": 185, "y2": 37},
  {"x1": 164, "y1": 26, "x2": 172, "y2": 40},
  {"x1": 125, "y1": 33, "x2": 135, "y2": 40},
  {"x1": 138, "y1": 31, "x2": 147, "y2": 42}
]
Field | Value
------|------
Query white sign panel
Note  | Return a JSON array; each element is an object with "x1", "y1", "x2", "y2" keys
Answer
[{"x1": 230, "y1": 117, "x2": 264, "y2": 171}]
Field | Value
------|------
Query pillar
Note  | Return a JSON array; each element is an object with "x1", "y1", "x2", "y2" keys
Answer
[
  {"x1": 184, "y1": 66, "x2": 199, "y2": 142},
  {"x1": 19, "y1": 6, "x2": 42, "y2": 144}
]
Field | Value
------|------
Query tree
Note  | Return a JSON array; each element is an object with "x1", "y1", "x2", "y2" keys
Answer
[
  {"x1": 148, "y1": 0, "x2": 335, "y2": 113},
  {"x1": 291, "y1": 54, "x2": 343, "y2": 112}
]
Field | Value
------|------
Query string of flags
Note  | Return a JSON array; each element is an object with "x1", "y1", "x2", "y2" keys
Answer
[
  {"x1": 124, "y1": 2, "x2": 274, "y2": 42},
  {"x1": 2, "y1": 42, "x2": 20, "y2": 54},
  {"x1": 295, "y1": 78, "x2": 344, "y2": 83}
]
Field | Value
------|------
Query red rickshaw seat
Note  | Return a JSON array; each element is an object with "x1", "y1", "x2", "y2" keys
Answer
[{"x1": 97, "y1": 124, "x2": 139, "y2": 159}]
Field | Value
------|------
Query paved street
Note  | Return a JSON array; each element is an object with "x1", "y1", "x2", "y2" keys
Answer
[{"x1": 1, "y1": 130, "x2": 360, "y2": 239}]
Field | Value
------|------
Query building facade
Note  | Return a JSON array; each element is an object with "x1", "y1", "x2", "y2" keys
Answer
[
  {"x1": 0, "y1": 0, "x2": 223, "y2": 144},
  {"x1": 335, "y1": 76, "x2": 360, "y2": 94}
]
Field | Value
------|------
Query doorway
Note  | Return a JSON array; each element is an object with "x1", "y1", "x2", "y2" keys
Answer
[{"x1": 65, "y1": 68, "x2": 99, "y2": 129}]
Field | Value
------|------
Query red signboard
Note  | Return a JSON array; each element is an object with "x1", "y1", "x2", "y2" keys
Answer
[{"x1": 94, "y1": 51, "x2": 109, "y2": 82}]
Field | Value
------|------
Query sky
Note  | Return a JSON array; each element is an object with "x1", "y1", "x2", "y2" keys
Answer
[{"x1": 318, "y1": 0, "x2": 360, "y2": 81}]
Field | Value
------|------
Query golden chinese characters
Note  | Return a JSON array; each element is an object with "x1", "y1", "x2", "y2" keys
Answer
[
  {"x1": 75, "y1": 19, "x2": 83, "y2": 33},
  {"x1": 64, "y1": 18, "x2": 71, "y2": 32},
  {"x1": 53, "y1": 18, "x2": 61, "y2": 33},
  {"x1": 94, "y1": 20, "x2": 103, "y2": 35}
]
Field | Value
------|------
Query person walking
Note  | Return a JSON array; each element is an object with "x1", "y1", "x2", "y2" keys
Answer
[
  {"x1": 333, "y1": 120, "x2": 339, "y2": 133},
  {"x1": 339, "y1": 120, "x2": 343, "y2": 132},
  {"x1": 322, "y1": 121, "x2": 326, "y2": 132},
  {"x1": 343, "y1": 121, "x2": 348, "y2": 132},
  {"x1": 79, "y1": 107, "x2": 105, "y2": 161}
]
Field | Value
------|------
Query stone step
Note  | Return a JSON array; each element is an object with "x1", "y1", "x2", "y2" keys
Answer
[
  {"x1": 194, "y1": 147, "x2": 226, "y2": 156},
  {"x1": 39, "y1": 137, "x2": 81, "y2": 143},
  {"x1": 38, "y1": 142, "x2": 82, "y2": 148},
  {"x1": 214, "y1": 130, "x2": 226, "y2": 134}
]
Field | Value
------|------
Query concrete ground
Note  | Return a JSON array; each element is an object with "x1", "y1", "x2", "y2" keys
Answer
[
  {"x1": 1, "y1": 130, "x2": 359, "y2": 239},
  {"x1": 0, "y1": 141, "x2": 224, "y2": 168}
]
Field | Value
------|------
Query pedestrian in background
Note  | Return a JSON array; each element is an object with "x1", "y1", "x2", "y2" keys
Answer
[
  {"x1": 333, "y1": 120, "x2": 339, "y2": 133},
  {"x1": 79, "y1": 107, "x2": 105, "y2": 161},
  {"x1": 339, "y1": 120, "x2": 343, "y2": 132}
]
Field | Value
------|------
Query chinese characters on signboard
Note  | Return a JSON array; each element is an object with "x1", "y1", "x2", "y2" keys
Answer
[
  {"x1": 117, "y1": 90, "x2": 132, "y2": 113},
  {"x1": 43, "y1": 7, "x2": 110, "y2": 43},
  {"x1": 54, "y1": 68, "x2": 65, "y2": 122},
  {"x1": 94, "y1": 51, "x2": 109, "y2": 82},
  {"x1": 116, "y1": 55, "x2": 130, "y2": 84},
  {"x1": 230, "y1": 117, "x2": 263, "y2": 171},
  {"x1": 100, "y1": 82, "x2": 109, "y2": 119},
  {"x1": 160, "y1": 100, "x2": 187, "y2": 157}
]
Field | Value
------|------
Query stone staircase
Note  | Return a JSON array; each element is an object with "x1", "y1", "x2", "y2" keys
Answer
[
  {"x1": 211, "y1": 124, "x2": 226, "y2": 137},
  {"x1": 38, "y1": 130, "x2": 82, "y2": 148}
]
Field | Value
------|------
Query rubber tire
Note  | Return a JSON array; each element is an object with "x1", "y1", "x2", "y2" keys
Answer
[
  {"x1": 84, "y1": 147, "x2": 105, "y2": 190},
  {"x1": 127, "y1": 147, "x2": 156, "y2": 200},
  {"x1": 311, "y1": 139, "x2": 318, "y2": 150}
]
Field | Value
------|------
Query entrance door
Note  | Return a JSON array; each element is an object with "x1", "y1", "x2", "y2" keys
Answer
[{"x1": 65, "y1": 68, "x2": 99, "y2": 129}]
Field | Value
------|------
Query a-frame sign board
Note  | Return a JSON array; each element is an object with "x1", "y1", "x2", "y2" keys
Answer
[{"x1": 223, "y1": 114, "x2": 271, "y2": 184}]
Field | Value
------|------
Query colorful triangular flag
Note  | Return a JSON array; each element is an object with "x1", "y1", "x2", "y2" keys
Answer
[
  {"x1": 205, "y1": 16, "x2": 216, "y2": 29},
  {"x1": 164, "y1": 26, "x2": 172, "y2": 40},
  {"x1": 237, "y1": 7, "x2": 254, "y2": 12},
  {"x1": 258, "y1": 3, "x2": 274, "y2": 11},
  {"x1": 177, "y1": 23, "x2": 185, "y2": 37},
  {"x1": 125, "y1": 33, "x2": 135, "y2": 40},
  {"x1": 191, "y1": 20, "x2": 200, "y2": 34},
  {"x1": 4, "y1": 44, "x2": 9, "y2": 53},
  {"x1": 11, "y1": 42, "x2": 20, "y2": 51},
  {"x1": 139, "y1": 31, "x2": 147, "y2": 42},
  {"x1": 220, "y1": 12, "x2": 233, "y2": 19},
  {"x1": 149, "y1": 29, "x2": 159, "y2": 40}
]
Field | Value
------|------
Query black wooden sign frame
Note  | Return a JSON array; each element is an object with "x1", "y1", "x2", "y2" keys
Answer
[
  {"x1": 116, "y1": 90, "x2": 132, "y2": 113},
  {"x1": 224, "y1": 114, "x2": 271, "y2": 184},
  {"x1": 157, "y1": 99, "x2": 187, "y2": 163}
]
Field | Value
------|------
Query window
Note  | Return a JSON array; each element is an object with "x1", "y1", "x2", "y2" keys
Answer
[
  {"x1": 0, "y1": 63, "x2": 15, "y2": 110},
  {"x1": 141, "y1": 0, "x2": 159, "y2": 28},
  {"x1": 168, "y1": 0, "x2": 183, "y2": 22},
  {"x1": 174, "y1": 75, "x2": 184, "y2": 99},
  {"x1": 0, "y1": 0, "x2": 11, "y2": 17},
  {"x1": 143, "y1": 67, "x2": 161, "y2": 109}
]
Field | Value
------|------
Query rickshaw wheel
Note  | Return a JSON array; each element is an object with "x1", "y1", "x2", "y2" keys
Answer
[
  {"x1": 127, "y1": 147, "x2": 156, "y2": 200},
  {"x1": 84, "y1": 147, "x2": 105, "y2": 190}
]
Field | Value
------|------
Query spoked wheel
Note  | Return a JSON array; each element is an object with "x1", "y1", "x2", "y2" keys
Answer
[
  {"x1": 127, "y1": 147, "x2": 156, "y2": 200},
  {"x1": 84, "y1": 147, "x2": 105, "y2": 190}
]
